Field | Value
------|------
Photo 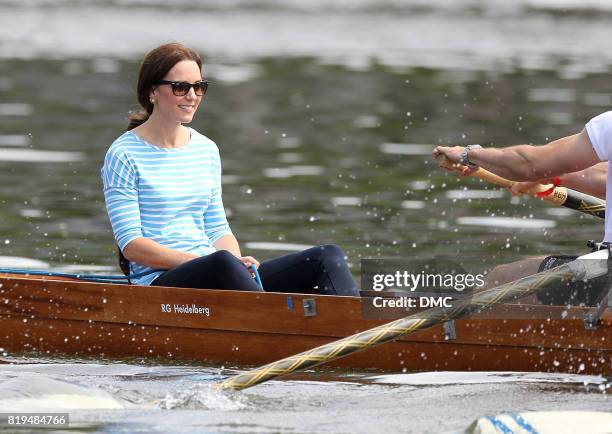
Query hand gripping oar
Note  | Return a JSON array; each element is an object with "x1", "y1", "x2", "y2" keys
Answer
[
  {"x1": 436, "y1": 156, "x2": 605, "y2": 219},
  {"x1": 216, "y1": 251, "x2": 608, "y2": 391}
]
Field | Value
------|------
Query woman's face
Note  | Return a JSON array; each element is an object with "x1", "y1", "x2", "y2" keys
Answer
[{"x1": 151, "y1": 60, "x2": 203, "y2": 124}]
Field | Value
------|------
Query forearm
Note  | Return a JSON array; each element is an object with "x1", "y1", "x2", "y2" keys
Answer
[
  {"x1": 122, "y1": 237, "x2": 199, "y2": 270},
  {"x1": 468, "y1": 143, "x2": 569, "y2": 181},
  {"x1": 213, "y1": 233, "x2": 241, "y2": 257},
  {"x1": 436, "y1": 130, "x2": 600, "y2": 182},
  {"x1": 557, "y1": 162, "x2": 607, "y2": 199},
  {"x1": 465, "y1": 146, "x2": 534, "y2": 180}
]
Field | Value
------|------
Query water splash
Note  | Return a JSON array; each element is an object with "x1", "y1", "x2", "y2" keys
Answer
[{"x1": 158, "y1": 384, "x2": 249, "y2": 411}]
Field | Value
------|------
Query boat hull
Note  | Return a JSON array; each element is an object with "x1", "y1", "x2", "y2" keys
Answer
[{"x1": 0, "y1": 274, "x2": 610, "y2": 375}]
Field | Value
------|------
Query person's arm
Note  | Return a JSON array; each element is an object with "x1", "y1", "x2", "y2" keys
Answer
[
  {"x1": 123, "y1": 237, "x2": 199, "y2": 269},
  {"x1": 433, "y1": 130, "x2": 600, "y2": 182},
  {"x1": 510, "y1": 162, "x2": 607, "y2": 199},
  {"x1": 213, "y1": 233, "x2": 241, "y2": 257},
  {"x1": 559, "y1": 162, "x2": 607, "y2": 198},
  {"x1": 205, "y1": 148, "x2": 260, "y2": 269},
  {"x1": 212, "y1": 233, "x2": 260, "y2": 268},
  {"x1": 102, "y1": 147, "x2": 198, "y2": 270}
]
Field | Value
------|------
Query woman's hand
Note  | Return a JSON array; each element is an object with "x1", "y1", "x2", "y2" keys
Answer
[{"x1": 238, "y1": 255, "x2": 260, "y2": 269}]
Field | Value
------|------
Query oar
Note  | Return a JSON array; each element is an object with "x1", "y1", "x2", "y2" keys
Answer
[
  {"x1": 436, "y1": 156, "x2": 605, "y2": 219},
  {"x1": 216, "y1": 251, "x2": 607, "y2": 391}
]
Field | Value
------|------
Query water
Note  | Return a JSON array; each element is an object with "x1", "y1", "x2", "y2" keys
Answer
[
  {"x1": 1, "y1": 1, "x2": 612, "y2": 432},
  {"x1": 0, "y1": 54, "x2": 607, "y2": 270},
  {"x1": 0, "y1": 359, "x2": 609, "y2": 433}
]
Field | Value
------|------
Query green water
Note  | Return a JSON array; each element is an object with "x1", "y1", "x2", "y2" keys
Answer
[{"x1": 0, "y1": 58, "x2": 605, "y2": 274}]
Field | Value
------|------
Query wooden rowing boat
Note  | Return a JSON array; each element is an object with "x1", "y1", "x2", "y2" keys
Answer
[{"x1": 0, "y1": 273, "x2": 610, "y2": 375}]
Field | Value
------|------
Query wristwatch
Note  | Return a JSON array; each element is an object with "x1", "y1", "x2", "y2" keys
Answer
[{"x1": 460, "y1": 144, "x2": 482, "y2": 166}]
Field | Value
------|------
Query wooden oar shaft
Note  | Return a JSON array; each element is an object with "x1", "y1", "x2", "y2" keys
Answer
[
  {"x1": 217, "y1": 262, "x2": 581, "y2": 391},
  {"x1": 436, "y1": 157, "x2": 605, "y2": 219}
]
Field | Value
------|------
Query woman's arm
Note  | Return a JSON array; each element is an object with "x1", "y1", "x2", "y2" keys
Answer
[
  {"x1": 213, "y1": 233, "x2": 241, "y2": 257},
  {"x1": 123, "y1": 237, "x2": 199, "y2": 269},
  {"x1": 103, "y1": 147, "x2": 200, "y2": 271},
  {"x1": 213, "y1": 234, "x2": 260, "y2": 269}
]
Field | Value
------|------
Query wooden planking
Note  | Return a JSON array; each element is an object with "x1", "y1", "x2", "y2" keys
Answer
[
  {"x1": 0, "y1": 273, "x2": 610, "y2": 375},
  {"x1": 0, "y1": 315, "x2": 609, "y2": 374},
  {"x1": 0, "y1": 275, "x2": 609, "y2": 346}
]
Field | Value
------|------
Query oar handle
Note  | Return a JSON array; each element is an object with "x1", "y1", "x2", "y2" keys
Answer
[
  {"x1": 436, "y1": 156, "x2": 605, "y2": 218},
  {"x1": 436, "y1": 155, "x2": 554, "y2": 196}
]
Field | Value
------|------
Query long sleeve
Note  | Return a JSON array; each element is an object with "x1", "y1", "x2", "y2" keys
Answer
[
  {"x1": 204, "y1": 149, "x2": 232, "y2": 243},
  {"x1": 101, "y1": 147, "x2": 143, "y2": 251}
]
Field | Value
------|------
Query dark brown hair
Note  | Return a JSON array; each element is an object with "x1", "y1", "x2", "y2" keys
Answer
[{"x1": 127, "y1": 43, "x2": 202, "y2": 130}]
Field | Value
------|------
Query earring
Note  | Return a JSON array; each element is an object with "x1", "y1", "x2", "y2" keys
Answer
[{"x1": 150, "y1": 97, "x2": 156, "y2": 104}]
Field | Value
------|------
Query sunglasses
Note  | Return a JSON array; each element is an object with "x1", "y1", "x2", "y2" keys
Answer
[{"x1": 156, "y1": 79, "x2": 209, "y2": 96}]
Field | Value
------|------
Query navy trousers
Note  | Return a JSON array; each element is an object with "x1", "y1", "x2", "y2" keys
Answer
[{"x1": 151, "y1": 244, "x2": 359, "y2": 296}]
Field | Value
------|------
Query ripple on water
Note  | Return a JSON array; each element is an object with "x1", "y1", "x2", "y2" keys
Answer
[
  {"x1": 245, "y1": 241, "x2": 314, "y2": 251},
  {"x1": 401, "y1": 200, "x2": 426, "y2": 210},
  {"x1": 409, "y1": 180, "x2": 431, "y2": 191},
  {"x1": 368, "y1": 371, "x2": 608, "y2": 386},
  {"x1": 353, "y1": 115, "x2": 380, "y2": 129},
  {"x1": 0, "y1": 148, "x2": 83, "y2": 162},
  {"x1": 456, "y1": 216, "x2": 556, "y2": 229},
  {"x1": 0, "y1": 256, "x2": 49, "y2": 268},
  {"x1": 331, "y1": 196, "x2": 362, "y2": 206},
  {"x1": 263, "y1": 165, "x2": 324, "y2": 178},
  {"x1": 0, "y1": 135, "x2": 30, "y2": 146},
  {"x1": 545, "y1": 207, "x2": 575, "y2": 217},
  {"x1": 445, "y1": 189, "x2": 505, "y2": 200},
  {"x1": 18, "y1": 209, "x2": 44, "y2": 218},
  {"x1": 0, "y1": 377, "x2": 126, "y2": 411},
  {"x1": 0, "y1": 103, "x2": 32, "y2": 116},
  {"x1": 527, "y1": 88, "x2": 576, "y2": 103},
  {"x1": 380, "y1": 143, "x2": 433, "y2": 155},
  {"x1": 206, "y1": 63, "x2": 261, "y2": 84},
  {"x1": 91, "y1": 57, "x2": 120, "y2": 74}
]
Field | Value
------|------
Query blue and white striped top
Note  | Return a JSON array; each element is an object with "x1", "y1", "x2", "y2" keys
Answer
[{"x1": 101, "y1": 128, "x2": 232, "y2": 285}]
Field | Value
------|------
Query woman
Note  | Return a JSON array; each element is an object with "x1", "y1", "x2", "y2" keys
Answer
[{"x1": 101, "y1": 43, "x2": 359, "y2": 296}]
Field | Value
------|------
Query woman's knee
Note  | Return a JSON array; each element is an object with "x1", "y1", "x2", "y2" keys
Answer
[
  {"x1": 207, "y1": 250, "x2": 244, "y2": 272},
  {"x1": 208, "y1": 250, "x2": 263, "y2": 291},
  {"x1": 306, "y1": 244, "x2": 347, "y2": 264}
]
